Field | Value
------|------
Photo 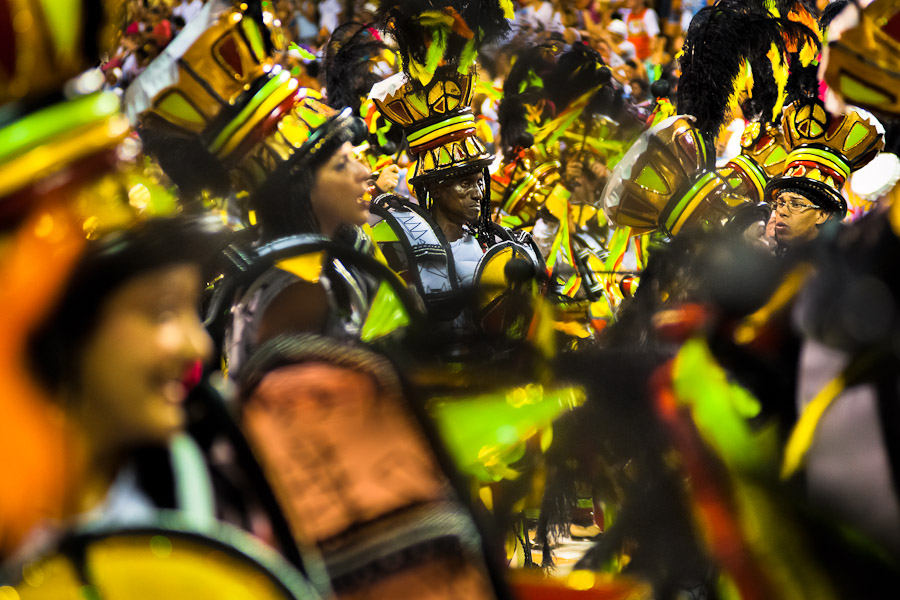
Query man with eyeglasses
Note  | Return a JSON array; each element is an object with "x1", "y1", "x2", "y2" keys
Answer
[
  {"x1": 763, "y1": 99, "x2": 884, "y2": 254},
  {"x1": 768, "y1": 188, "x2": 842, "y2": 250}
]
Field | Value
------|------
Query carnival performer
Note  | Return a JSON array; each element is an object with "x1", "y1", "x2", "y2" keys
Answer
[
  {"x1": 765, "y1": 98, "x2": 884, "y2": 251},
  {"x1": 125, "y1": 0, "x2": 404, "y2": 379},
  {"x1": 598, "y1": 0, "x2": 820, "y2": 307},
  {"x1": 0, "y1": 2, "x2": 333, "y2": 597},
  {"x1": 127, "y1": 6, "x2": 514, "y2": 599},
  {"x1": 366, "y1": 0, "x2": 547, "y2": 345},
  {"x1": 492, "y1": 40, "x2": 642, "y2": 335},
  {"x1": 322, "y1": 21, "x2": 404, "y2": 198},
  {"x1": 776, "y1": 0, "x2": 900, "y2": 561}
]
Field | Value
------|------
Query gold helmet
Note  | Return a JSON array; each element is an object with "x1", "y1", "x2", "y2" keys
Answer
[
  {"x1": 601, "y1": 115, "x2": 749, "y2": 237},
  {"x1": 370, "y1": 66, "x2": 493, "y2": 192},
  {"x1": 125, "y1": 0, "x2": 362, "y2": 198},
  {"x1": 717, "y1": 120, "x2": 790, "y2": 204},
  {"x1": 764, "y1": 99, "x2": 884, "y2": 216},
  {"x1": 820, "y1": 0, "x2": 900, "y2": 116}
]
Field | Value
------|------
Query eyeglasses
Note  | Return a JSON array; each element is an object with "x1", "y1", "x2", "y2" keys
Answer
[{"x1": 770, "y1": 198, "x2": 818, "y2": 213}]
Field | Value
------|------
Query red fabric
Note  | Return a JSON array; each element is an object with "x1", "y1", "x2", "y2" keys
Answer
[
  {"x1": 626, "y1": 9, "x2": 652, "y2": 61},
  {"x1": 152, "y1": 20, "x2": 172, "y2": 46}
]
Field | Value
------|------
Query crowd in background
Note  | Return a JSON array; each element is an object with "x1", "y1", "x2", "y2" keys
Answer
[
  {"x1": 104, "y1": 0, "x2": 874, "y2": 213},
  {"x1": 104, "y1": 0, "x2": 701, "y2": 105}
]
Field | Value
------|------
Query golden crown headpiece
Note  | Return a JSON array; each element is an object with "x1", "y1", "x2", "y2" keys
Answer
[
  {"x1": 601, "y1": 115, "x2": 751, "y2": 237},
  {"x1": 125, "y1": 0, "x2": 360, "y2": 196},
  {"x1": 369, "y1": 67, "x2": 492, "y2": 188},
  {"x1": 717, "y1": 120, "x2": 790, "y2": 203},
  {"x1": 820, "y1": 0, "x2": 900, "y2": 116},
  {"x1": 0, "y1": 0, "x2": 121, "y2": 104},
  {"x1": 367, "y1": 0, "x2": 515, "y2": 192},
  {"x1": 765, "y1": 99, "x2": 884, "y2": 215},
  {"x1": 491, "y1": 148, "x2": 562, "y2": 224}
]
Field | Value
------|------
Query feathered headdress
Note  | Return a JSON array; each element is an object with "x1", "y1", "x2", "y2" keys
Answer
[
  {"x1": 323, "y1": 22, "x2": 391, "y2": 114},
  {"x1": 375, "y1": 0, "x2": 513, "y2": 84},
  {"x1": 677, "y1": 0, "x2": 818, "y2": 141},
  {"x1": 369, "y1": 0, "x2": 514, "y2": 192},
  {"x1": 496, "y1": 41, "x2": 561, "y2": 159},
  {"x1": 497, "y1": 43, "x2": 623, "y2": 158}
]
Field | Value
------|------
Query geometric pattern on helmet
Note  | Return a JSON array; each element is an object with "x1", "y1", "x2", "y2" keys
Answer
[
  {"x1": 764, "y1": 99, "x2": 885, "y2": 214},
  {"x1": 602, "y1": 115, "x2": 749, "y2": 236},
  {"x1": 716, "y1": 121, "x2": 790, "y2": 204},
  {"x1": 370, "y1": 68, "x2": 492, "y2": 186},
  {"x1": 125, "y1": 0, "x2": 349, "y2": 195}
]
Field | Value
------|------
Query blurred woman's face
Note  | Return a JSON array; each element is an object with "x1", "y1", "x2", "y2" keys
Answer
[
  {"x1": 73, "y1": 264, "x2": 211, "y2": 451},
  {"x1": 309, "y1": 141, "x2": 372, "y2": 236}
]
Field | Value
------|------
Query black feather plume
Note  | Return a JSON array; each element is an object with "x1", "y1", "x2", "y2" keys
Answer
[
  {"x1": 741, "y1": 46, "x2": 778, "y2": 122},
  {"x1": 545, "y1": 44, "x2": 608, "y2": 112},
  {"x1": 322, "y1": 22, "x2": 389, "y2": 114},
  {"x1": 497, "y1": 42, "x2": 557, "y2": 158},
  {"x1": 677, "y1": 0, "x2": 817, "y2": 138},
  {"x1": 374, "y1": 0, "x2": 511, "y2": 75}
]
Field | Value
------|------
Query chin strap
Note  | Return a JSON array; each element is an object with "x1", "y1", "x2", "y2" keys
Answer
[{"x1": 475, "y1": 166, "x2": 496, "y2": 249}]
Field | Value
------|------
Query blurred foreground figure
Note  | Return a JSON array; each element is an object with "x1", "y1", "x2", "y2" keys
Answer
[
  {"x1": 0, "y1": 2, "x2": 331, "y2": 598},
  {"x1": 521, "y1": 3, "x2": 900, "y2": 598}
]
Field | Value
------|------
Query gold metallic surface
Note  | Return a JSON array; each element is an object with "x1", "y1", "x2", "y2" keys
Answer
[{"x1": 821, "y1": 0, "x2": 900, "y2": 115}]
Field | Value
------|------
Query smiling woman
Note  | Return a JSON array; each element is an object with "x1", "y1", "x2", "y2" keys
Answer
[
  {"x1": 75, "y1": 264, "x2": 211, "y2": 447},
  {"x1": 27, "y1": 217, "x2": 223, "y2": 516}
]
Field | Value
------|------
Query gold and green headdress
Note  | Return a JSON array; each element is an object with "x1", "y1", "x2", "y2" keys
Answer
[
  {"x1": 491, "y1": 41, "x2": 638, "y2": 237},
  {"x1": 0, "y1": 0, "x2": 186, "y2": 557},
  {"x1": 820, "y1": 0, "x2": 900, "y2": 116},
  {"x1": 601, "y1": 115, "x2": 751, "y2": 237},
  {"x1": 764, "y1": 98, "x2": 884, "y2": 216},
  {"x1": 369, "y1": 0, "x2": 513, "y2": 192},
  {"x1": 0, "y1": 0, "x2": 121, "y2": 104},
  {"x1": 677, "y1": 0, "x2": 817, "y2": 144},
  {"x1": 717, "y1": 120, "x2": 790, "y2": 203},
  {"x1": 125, "y1": 0, "x2": 362, "y2": 200}
]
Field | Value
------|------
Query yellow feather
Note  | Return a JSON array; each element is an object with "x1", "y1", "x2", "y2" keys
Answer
[{"x1": 769, "y1": 43, "x2": 789, "y2": 121}]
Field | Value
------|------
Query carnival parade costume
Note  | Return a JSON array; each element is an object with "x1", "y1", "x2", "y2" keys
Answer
[
  {"x1": 123, "y1": 3, "x2": 524, "y2": 598},
  {"x1": 123, "y1": 0, "x2": 414, "y2": 378},
  {"x1": 766, "y1": 0, "x2": 900, "y2": 563},
  {"x1": 597, "y1": 0, "x2": 823, "y2": 307},
  {"x1": 0, "y1": 1, "x2": 339, "y2": 598},
  {"x1": 491, "y1": 41, "x2": 643, "y2": 336},
  {"x1": 364, "y1": 0, "x2": 549, "y2": 349},
  {"x1": 6, "y1": 0, "x2": 900, "y2": 598}
]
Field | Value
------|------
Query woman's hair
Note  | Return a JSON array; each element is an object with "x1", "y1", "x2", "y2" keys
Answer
[
  {"x1": 250, "y1": 115, "x2": 366, "y2": 241},
  {"x1": 253, "y1": 164, "x2": 322, "y2": 239},
  {"x1": 139, "y1": 109, "x2": 366, "y2": 239},
  {"x1": 28, "y1": 216, "x2": 224, "y2": 393}
]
